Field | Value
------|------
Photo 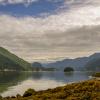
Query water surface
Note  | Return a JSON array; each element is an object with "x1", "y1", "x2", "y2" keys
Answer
[{"x1": 0, "y1": 71, "x2": 94, "y2": 97}]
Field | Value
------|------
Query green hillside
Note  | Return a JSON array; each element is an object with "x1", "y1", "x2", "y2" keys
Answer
[{"x1": 0, "y1": 47, "x2": 32, "y2": 71}]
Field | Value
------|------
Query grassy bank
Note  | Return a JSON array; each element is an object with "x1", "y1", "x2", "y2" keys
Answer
[
  {"x1": 1, "y1": 79, "x2": 100, "y2": 100},
  {"x1": 93, "y1": 72, "x2": 100, "y2": 77}
]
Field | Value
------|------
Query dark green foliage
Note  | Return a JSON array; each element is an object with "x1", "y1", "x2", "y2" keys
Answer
[
  {"x1": 23, "y1": 89, "x2": 36, "y2": 97},
  {"x1": 93, "y1": 72, "x2": 100, "y2": 77},
  {"x1": 16, "y1": 94, "x2": 21, "y2": 98},
  {"x1": 0, "y1": 95, "x2": 2, "y2": 99},
  {"x1": 0, "y1": 47, "x2": 32, "y2": 71},
  {"x1": 64, "y1": 67, "x2": 74, "y2": 72},
  {"x1": 11, "y1": 96, "x2": 16, "y2": 98}
]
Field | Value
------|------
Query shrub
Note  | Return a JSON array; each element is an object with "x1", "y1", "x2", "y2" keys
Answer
[
  {"x1": 0, "y1": 95, "x2": 2, "y2": 99},
  {"x1": 93, "y1": 72, "x2": 100, "y2": 77},
  {"x1": 23, "y1": 88, "x2": 36, "y2": 97}
]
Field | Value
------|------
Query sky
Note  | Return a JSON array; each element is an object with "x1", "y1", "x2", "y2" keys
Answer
[{"x1": 0, "y1": 0, "x2": 100, "y2": 62}]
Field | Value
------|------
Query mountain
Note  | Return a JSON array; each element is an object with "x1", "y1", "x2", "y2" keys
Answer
[
  {"x1": 43, "y1": 53, "x2": 100, "y2": 71},
  {"x1": 86, "y1": 58, "x2": 100, "y2": 71},
  {"x1": 32, "y1": 62, "x2": 45, "y2": 71},
  {"x1": 0, "y1": 47, "x2": 32, "y2": 71},
  {"x1": 43, "y1": 57, "x2": 89, "y2": 71},
  {"x1": 32, "y1": 62, "x2": 57, "y2": 71}
]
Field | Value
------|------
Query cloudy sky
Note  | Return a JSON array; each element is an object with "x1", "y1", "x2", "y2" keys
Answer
[{"x1": 0, "y1": 0, "x2": 100, "y2": 62}]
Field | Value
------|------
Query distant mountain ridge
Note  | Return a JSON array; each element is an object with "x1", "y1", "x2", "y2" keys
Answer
[
  {"x1": 0, "y1": 47, "x2": 32, "y2": 71},
  {"x1": 1, "y1": 46, "x2": 100, "y2": 71},
  {"x1": 43, "y1": 53, "x2": 100, "y2": 71},
  {"x1": 32, "y1": 62, "x2": 57, "y2": 71}
]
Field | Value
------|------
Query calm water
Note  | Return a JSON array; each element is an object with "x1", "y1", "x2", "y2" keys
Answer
[{"x1": 0, "y1": 71, "x2": 94, "y2": 97}]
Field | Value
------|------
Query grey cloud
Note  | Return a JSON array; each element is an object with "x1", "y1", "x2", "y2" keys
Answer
[
  {"x1": 42, "y1": 25, "x2": 100, "y2": 51},
  {"x1": 0, "y1": 25, "x2": 100, "y2": 61},
  {"x1": 1, "y1": 24, "x2": 100, "y2": 53},
  {"x1": 4, "y1": 25, "x2": 100, "y2": 50},
  {"x1": 0, "y1": 0, "x2": 100, "y2": 61}
]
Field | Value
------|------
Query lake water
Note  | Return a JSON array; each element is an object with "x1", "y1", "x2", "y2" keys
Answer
[{"x1": 0, "y1": 71, "x2": 94, "y2": 97}]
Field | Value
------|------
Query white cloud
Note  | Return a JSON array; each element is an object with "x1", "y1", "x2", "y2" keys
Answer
[
  {"x1": 0, "y1": 0, "x2": 100, "y2": 62},
  {"x1": 0, "y1": 0, "x2": 38, "y2": 5}
]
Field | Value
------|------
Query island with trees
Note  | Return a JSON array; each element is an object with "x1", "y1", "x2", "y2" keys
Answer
[{"x1": 64, "y1": 67, "x2": 74, "y2": 72}]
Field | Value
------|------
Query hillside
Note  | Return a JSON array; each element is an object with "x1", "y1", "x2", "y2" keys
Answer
[
  {"x1": 0, "y1": 47, "x2": 32, "y2": 71},
  {"x1": 86, "y1": 58, "x2": 100, "y2": 71}
]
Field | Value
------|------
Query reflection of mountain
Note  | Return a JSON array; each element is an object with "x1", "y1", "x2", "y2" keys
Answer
[
  {"x1": 0, "y1": 72, "x2": 31, "y2": 93},
  {"x1": 31, "y1": 72, "x2": 43, "y2": 79},
  {"x1": 44, "y1": 53, "x2": 100, "y2": 71},
  {"x1": 36, "y1": 72, "x2": 93, "y2": 83},
  {"x1": 0, "y1": 47, "x2": 32, "y2": 71}
]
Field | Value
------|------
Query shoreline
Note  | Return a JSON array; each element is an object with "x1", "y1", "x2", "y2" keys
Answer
[
  {"x1": 0, "y1": 71, "x2": 97, "y2": 97},
  {"x1": 1, "y1": 79, "x2": 100, "y2": 100}
]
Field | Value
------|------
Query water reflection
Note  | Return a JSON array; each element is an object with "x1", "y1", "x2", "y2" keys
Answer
[
  {"x1": 0, "y1": 72, "x2": 31, "y2": 93},
  {"x1": 0, "y1": 71, "x2": 94, "y2": 97},
  {"x1": 31, "y1": 72, "x2": 43, "y2": 80}
]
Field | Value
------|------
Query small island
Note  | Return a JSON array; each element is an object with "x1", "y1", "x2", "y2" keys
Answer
[{"x1": 64, "y1": 67, "x2": 74, "y2": 72}]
